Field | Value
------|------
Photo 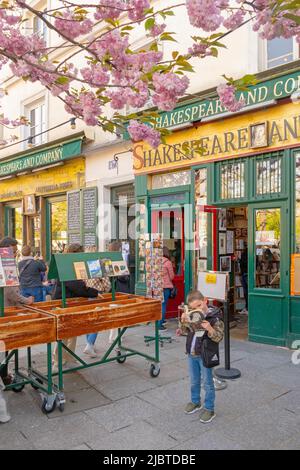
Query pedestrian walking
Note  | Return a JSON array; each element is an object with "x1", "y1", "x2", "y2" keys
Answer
[
  {"x1": 159, "y1": 246, "x2": 175, "y2": 331},
  {"x1": 18, "y1": 245, "x2": 47, "y2": 302}
]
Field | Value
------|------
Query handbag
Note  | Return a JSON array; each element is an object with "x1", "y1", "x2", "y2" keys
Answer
[{"x1": 169, "y1": 286, "x2": 178, "y2": 299}]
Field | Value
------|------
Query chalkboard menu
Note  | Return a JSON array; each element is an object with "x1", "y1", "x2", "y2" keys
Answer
[
  {"x1": 67, "y1": 187, "x2": 98, "y2": 249},
  {"x1": 83, "y1": 188, "x2": 97, "y2": 230}
]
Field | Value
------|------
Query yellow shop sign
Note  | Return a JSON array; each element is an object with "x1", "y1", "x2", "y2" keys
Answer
[
  {"x1": 0, "y1": 158, "x2": 85, "y2": 202},
  {"x1": 133, "y1": 102, "x2": 300, "y2": 174}
]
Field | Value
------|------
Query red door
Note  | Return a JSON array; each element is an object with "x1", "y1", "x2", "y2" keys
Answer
[{"x1": 151, "y1": 208, "x2": 185, "y2": 318}]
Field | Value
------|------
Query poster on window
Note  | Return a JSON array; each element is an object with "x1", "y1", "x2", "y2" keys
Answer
[{"x1": 0, "y1": 248, "x2": 19, "y2": 286}]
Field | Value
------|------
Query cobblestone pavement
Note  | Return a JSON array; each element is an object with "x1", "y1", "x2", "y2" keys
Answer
[{"x1": 1, "y1": 321, "x2": 300, "y2": 450}]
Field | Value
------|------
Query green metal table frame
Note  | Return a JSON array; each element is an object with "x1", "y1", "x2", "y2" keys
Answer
[{"x1": 0, "y1": 270, "x2": 161, "y2": 414}]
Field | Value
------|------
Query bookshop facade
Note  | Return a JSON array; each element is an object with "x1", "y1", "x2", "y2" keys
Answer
[
  {"x1": 134, "y1": 98, "x2": 300, "y2": 348},
  {"x1": 0, "y1": 135, "x2": 85, "y2": 261}
]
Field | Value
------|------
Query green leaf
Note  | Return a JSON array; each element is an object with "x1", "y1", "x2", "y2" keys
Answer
[{"x1": 145, "y1": 18, "x2": 155, "y2": 30}]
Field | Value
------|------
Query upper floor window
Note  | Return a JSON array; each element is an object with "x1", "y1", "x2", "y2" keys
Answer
[
  {"x1": 33, "y1": 13, "x2": 47, "y2": 42},
  {"x1": 24, "y1": 100, "x2": 47, "y2": 147},
  {"x1": 264, "y1": 38, "x2": 298, "y2": 70}
]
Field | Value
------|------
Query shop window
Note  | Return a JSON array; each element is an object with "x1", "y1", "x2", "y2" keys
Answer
[
  {"x1": 6, "y1": 206, "x2": 22, "y2": 246},
  {"x1": 295, "y1": 153, "x2": 300, "y2": 252},
  {"x1": 255, "y1": 208, "x2": 281, "y2": 289},
  {"x1": 256, "y1": 155, "x2": 282, "y2": 196},
  {"x1": 152, "y1": 171, "x2": 191, "y2": 190},
  {"x1": 33, "y1": 10, "x2": 47, "y2": 42},
  {"x1": 24, "y1": 99, "x2": 47, "y2": 147},
  {"x1": 220, "y1": 161, "x2": 245, "y2": 199},
  {"x1": 195, "y1": 168, "x2": 207, "y2": 205},
  {"x1": 50, "y1": 200, "x2": 68, "y2": 253},
  {"x1": 266, "y1": 38, "x2": 295, "y2": 69}
]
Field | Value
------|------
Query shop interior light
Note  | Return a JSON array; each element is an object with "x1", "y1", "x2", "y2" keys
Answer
[
  {"x1": 168, "y1": 122, "x2": 193, "y2": 131},
  {"x1": 32, "y1": 162, "x2": 64, "y2": 173},
  {"x1": 27, "y1": 136, "x2": 34, "y2": 148},
  {"x1": 0, "y1": 175, "x2": 13, "y2": 181},
  {"x1": 200, "y1": 99, "x2": 277, "y2": 123},
  {"x1": 70, "y1": 118, "x2": 76, "y2": 129}
]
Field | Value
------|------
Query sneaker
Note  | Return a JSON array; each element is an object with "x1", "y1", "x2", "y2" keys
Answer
[
  {"x1": 83, "y1": 344, "x2": 98, "y2": 358},
  {"x1": 158, "y1": 326, "x2": 168, "y2": 331},
  {"x1": 199, "y1": 409, "x2": 216, "y2": 423},
  {"x1": 213, "y1": 377, "x2": 227, "y2": 391},
  {"x1": 0, "y1": 412, "x2": 11, "y2": 423},
  {"x1": 184, "y1": 402, "x2": 202, "y2": 414}
]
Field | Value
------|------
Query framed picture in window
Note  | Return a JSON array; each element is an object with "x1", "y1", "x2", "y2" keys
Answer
[
  {"x1": 219, "y1": 232, "x2": 227, "y2": 255},
  {"x1": 23, "y1": 195, "x2": 36, "y2": 215},
  {"x1": 220, "y1": 256, "x2": 231, "y2": 272},
  {"x1": 250, "y1": 122, "x2": 269, "y2": 148}
]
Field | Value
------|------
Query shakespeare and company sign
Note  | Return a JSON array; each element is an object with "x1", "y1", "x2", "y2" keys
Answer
[
  {"x1": 153, "y1": 71, "x2": 300, "y2": 129},
  {"x1": 133, "y1": 102, "x2": 300, "y2": 174},
  {"x1": 0, "y1": 139, "x2": 82, "y2": 177}
]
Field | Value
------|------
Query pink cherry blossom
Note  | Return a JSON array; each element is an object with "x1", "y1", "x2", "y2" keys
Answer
[
  {"x1": 217, "y1": 83, "x2": 245, "y2": 112},
  {"x1": 152, "y1": 73, "x2": 189, "y2": 111},
  {"x1": 128, "y1": 120, "x2": 161, "y2": 148}
]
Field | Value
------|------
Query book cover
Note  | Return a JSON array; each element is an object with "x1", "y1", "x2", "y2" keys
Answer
[
  {"x1": 87, "y1": 260, "x2": 103, "y2": 279},
  {"x1": 0, "y1": 247, "x2": 19, "y2": 286},
  {"x1": 74, "y1": 262, "x2": 88, "y2": 280},
  {"x1": 0, "y1": 258, "x2": 6, "y2": 287},
  {"x1": 112, "y1": 260, "x2": 130, "y2": 276},
  {"x1": 101, "y1": 258, "x2": 114, "y2": 277}
]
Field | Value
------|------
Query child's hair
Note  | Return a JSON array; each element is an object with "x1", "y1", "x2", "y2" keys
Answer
[
  {"x1": 22, "y1": 245, "x2": 32, "y2": 257},
  {"x1": 187, "y1": 290, "x2": 204, "y2": 305}
]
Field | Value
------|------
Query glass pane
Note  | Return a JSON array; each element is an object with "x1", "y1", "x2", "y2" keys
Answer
[
  {"x1": 152, "y1": 171, "x2": 190, "y2": 189},
  {"x1": 51, "y1": 200, "x2": 67, "y2": 253},
  {"x1": 8, "y1": 207, "x2": 22, "y2": 247},
  {"x1": 158, "y1": 210, "x2": 183, "y2": 275},
  {"x1": 267, "y1": 38, "x2": 293, "y2": 59},
  {"x1": 28, "y1": 216, "x2": 41, "y2": 256},
  {"x1": 296, "y1": 153, "x2": 300, "y2": 252},
  {"x1": 255, "y1": 209, "x2": 281, "y2": 289},
  {"x1": 221, "y1": 161, "x2": 245, "y2": 199},
  {"x1": 256, "y1": 156, "x2": 281, "y2": 195},
  {"x1": 195, "y1": 168, "x2": 207, "y2": 205}
]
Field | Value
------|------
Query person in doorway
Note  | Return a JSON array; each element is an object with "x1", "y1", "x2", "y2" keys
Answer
[
  {"x1": 0, "y1": 237, "x2": 34, "y2": 386},
  {"x1": 181, "y1": 290, "x2": 224, "y2": 424},
  {"x1": 18, "y1": 245, "x2": 47, "y2": 302},
  {"x1": 52, "y1": 243, "x2": 99, "y2": 370},
  {"x1": 240, "y1": 244, "x2": 248, "y2": 313},
  {"x1": 159, "y1": 246, "x2": 175, "y2": 331}
]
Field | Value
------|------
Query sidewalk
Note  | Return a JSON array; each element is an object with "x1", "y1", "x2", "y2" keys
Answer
[{"x1": 1, "y1": 321, "x2": 300, "y2": 450}]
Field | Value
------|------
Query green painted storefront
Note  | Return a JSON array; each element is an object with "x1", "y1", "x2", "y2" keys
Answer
[
  {"x1": 133, "y1": 64, "x2": 300, "y2": 348},
  {"x1": 135, "y1": 147, "x2": 300, "y2": 348}
]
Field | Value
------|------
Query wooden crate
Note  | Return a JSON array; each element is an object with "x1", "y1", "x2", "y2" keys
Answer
[
  {"x1": 45, "y1": 297, "x2": 162, "y2": 340},
  {"x1": 0, "y1": 309, "x2": 57, "y2": 351}
]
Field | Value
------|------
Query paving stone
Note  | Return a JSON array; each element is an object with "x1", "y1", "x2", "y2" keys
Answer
[
  {"x1": 0, "y1": 430, "x2": 34, "y2": 450},
  {"x1": 71, "y1": 444, "x2": 91, "y2": 450},
  {"x1": 262, "y1": 364, "x2": 300, "y2": 388},
  {"x1": 275, "y1": 433, "x2": 300, "y2": 450},
  {"x1": 85, "y1": 396, "x2": 159, "y2": 432},
  {"x1": 93, "y1": 373, "x2": 157, "y2": 400},
  {"x1": 138, "y1": 379, "x2": 190, "y2": 412},
  {"x1": 23, "y1": 413, "x2": 107, "y2": 450},
  {"x1": 171, "y1": 431, "x2": 244, "y2": 450},
  {"x1": 87, "y1": 421, "x2": 177, "y2": 450},
  {"x1": 212, "y1": 403, "x2": 300, "y2": 449},
  {"x1": 79, "y1": 362, "x2": 134, "y2": 385},
  {"x1": 126, "y1": 362, "x2": 189, "y2": 386}
]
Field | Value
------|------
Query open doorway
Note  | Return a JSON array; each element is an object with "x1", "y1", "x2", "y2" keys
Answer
[{"x1": 218, "y1": 206, "x2": 249, "y2": 340}]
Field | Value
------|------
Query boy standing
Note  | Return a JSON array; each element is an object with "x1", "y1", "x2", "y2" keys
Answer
[{"x1": 181, "y1": 290, "x2": 224, "y2": 423}]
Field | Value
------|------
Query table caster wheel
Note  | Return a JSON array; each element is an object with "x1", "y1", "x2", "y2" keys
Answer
[
  {"x1": 12, "y1": 378, "x2": 25, "y2": 393},
  {"x1": 41, "y1": 396, "x2": 56, "y2": 414},
  {"x1": 116, "y1": 351, "x2": 126, "y2": 364},
  {"x1": 150, "y1": 364, "x2": 160, "y2": 378}
]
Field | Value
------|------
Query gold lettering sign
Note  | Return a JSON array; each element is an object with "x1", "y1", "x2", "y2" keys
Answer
[
  {"x1": 0, "y1": 159, "x2": 85, "y2": 202},
  {"x1": 134, "y1": 103, "x2": 300, "y2": 174}
]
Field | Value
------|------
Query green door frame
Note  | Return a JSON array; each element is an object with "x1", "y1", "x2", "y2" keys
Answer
[
  {"x1": 45, "y1": 195, "x2": 67, "y2": 263},
  {"x1": 248, "y1": 200, "x2": 289, "y2": 346},
  {"x1": 148, "y1": 186, "x2": 192, "y2": 302}
]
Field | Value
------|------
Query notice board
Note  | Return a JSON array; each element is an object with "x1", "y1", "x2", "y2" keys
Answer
[
  {"x1": 198, "y1": 271, "x2": 229, "y2": 301},
  {"x1": 67, "y1": 187, "x2": 98, "y2": 249}
]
